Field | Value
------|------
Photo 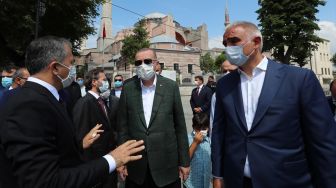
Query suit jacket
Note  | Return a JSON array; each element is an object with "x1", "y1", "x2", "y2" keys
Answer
[
  {"x1": 211, "y1": 59, "x2": 336, "y2": 188},
  {"x1": 0, "y1": 81, "x2": 110, "y2": 188},
  {"x1": 60, "y1": 81, "x2": 82, "y2": 118},
  {"x1": 107, "y1": 95, "x2": 119, "y2": 125},
  {"x1": 190, "y1": 85, "x2": 213, "y2": 114},
  {"x1": 73, "y1": 92, "x2": 117, "y2": 161},
  {"x1": 326, "y1": 96, "x2": 336, "y2": 116},
  {"x1": 0, "y1": 87, "x2": 8, "y2": 99},
  {"x1": 117, "y1": 76, "x2": 190, "y2": 187}
]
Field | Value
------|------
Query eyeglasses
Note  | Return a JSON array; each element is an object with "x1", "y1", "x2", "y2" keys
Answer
[
  {"x1": 134, "y1": 59, "x2": 154, "y2": 66},
  {"x1": 115, "y1": 79, "x2": 122, "y2": 82},
  {"x1": 19, "y1": 77, "x2": 28, "y2": 80}
]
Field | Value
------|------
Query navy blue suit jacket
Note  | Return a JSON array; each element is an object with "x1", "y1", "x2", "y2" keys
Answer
[{"x1": 211, "y1": 59, "x2": 336, "y2": 188}]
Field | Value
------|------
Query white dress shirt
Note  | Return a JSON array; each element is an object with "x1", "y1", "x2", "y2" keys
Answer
[
  {"x1": 115, "y1": 90, "x2": 122, "y2": 98},
  {"x1": 240, "y1": 56, "x2": 268, "y2": 178},
  {"x1": 28, "y1": 77, "x2": 116, "y2": 173},
  {"x1": 141, "y1": 75, "x2": 157, "y2": 127}
]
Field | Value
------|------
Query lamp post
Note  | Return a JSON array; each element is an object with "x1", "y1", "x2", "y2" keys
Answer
[{"x1": 35, "y1": 0, "x2": 46, "y2": 39}]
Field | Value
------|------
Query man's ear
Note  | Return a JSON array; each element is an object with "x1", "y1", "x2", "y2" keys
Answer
[
  {"x1": 50, "y1": 61, "x2": 59, "y2": 75},
  {"x1": 253, "y1": 36, "x2": 261, "y2": 49}
]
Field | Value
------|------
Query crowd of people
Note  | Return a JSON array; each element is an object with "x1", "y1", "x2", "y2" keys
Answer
[{"x1": 1, "y1": 21, "x2": 336, "y2": 188}]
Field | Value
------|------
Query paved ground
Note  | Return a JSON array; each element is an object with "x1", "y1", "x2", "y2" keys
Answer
[{"x1": 179, "y1": 86, "x2": 195, "y2": 133}]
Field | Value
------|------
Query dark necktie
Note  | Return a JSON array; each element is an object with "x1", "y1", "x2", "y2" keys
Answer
[
  {"x1": 196, "y1": 87, "x2": 200, "y2": 95},
  {"x1": 98, "y1": 97, "x2": 108, "y2": 118}
]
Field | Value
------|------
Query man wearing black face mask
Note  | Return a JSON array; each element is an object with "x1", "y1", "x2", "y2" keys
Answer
[
  {"x1": 211, "y1": 21, "x2": 336, "y2": 188},
  {"x1": 0, "y1": 36, "x2": 145, "y2": 188},
  {"x1": 117, "y1": 48, "x2": 190, "y2": 188}
]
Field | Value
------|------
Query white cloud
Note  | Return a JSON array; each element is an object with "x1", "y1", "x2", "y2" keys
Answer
[
  {"x1": 209, "y1": 36, "x2": 224, "y2": 49},
  {"x1": 317, "y1": 21, "x2": 336, "y2": 54}
]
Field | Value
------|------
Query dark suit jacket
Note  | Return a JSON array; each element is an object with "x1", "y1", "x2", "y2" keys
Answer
[
  {"x1": 190, "y1": 85, "x2": 213, "y2": 114},
  {"x1": 0, "y1": 87, "x2": 8, "y2": 99},
  {"x1": 117, "y1": 76, "x2": 190, "y2": 187},
  {"x1": 0, "y1": 81, "x2": 110, "y2": 188},
  {"x1": 73, "y1": 92, "x2": 117, "y2": 160},
  {"x1": 211, "y1": 60, "x2": 336, "y2": 188},
  {"x1": 59, "y1": 81, "x2": 82, "y2": 118},
  {"x1": 326, "y1": 96, "x2": 336, "y2": 116},
  {"x1": 107, "y1": 95, "x2": 119, "y2": 125}
]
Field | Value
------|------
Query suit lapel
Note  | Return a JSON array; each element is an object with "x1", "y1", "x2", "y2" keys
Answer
[
  {"x1": 87, "y1": 93, "x2": 111, "y2": 128},
  {"x1": 148, "y1": 76, "x2": 164, "y2": 128},
  {"x1": 250, "y1": 60, "x2": 285, "y2": 131},
  {"x1": 134, "y1": 79, "x2": 147, "y2": 129},
  {"x1": 231, "y1": 71, "x2": 248, "y2": 132}
]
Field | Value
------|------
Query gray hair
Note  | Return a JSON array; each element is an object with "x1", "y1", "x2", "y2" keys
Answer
[
  {"x1": 136, "y1": 48, "x2": 157, "y2": 59},
  {"x1": 12, "y1": 67, "x2": 28, "y2": 80},
  {"x1": 226, "y1": 21, "x2": 263, "y2": 51},
  {"x1": 25, "y1": 36, "x2": 72, "y2": 75}
]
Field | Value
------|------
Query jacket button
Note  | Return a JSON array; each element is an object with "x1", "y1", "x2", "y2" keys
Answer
[{"x1": 146, "y1": 131, "x2": 149, "y2": 135}]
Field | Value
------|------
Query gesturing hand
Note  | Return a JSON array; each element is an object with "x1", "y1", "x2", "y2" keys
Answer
[
  {"x1": 110, "y1": 140, "x2": 145, "y2": 168},
  {"x1": 83, "y1": 124, "x2": 104, "y2": 149}
]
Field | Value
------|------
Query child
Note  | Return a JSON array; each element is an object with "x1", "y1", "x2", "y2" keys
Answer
[{"x1": 184, "y1": 113, "x2": 211, "y2": 188}]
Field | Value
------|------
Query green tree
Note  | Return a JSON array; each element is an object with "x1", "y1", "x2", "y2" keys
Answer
[
  {"x1": 214, "y1": 53, "x2": 226, "y2": 72},
  {"x1": 331, "y1": 53, "x2": 336, "y2": 65},
  {"x1": 0, "y1": 0, "x2": 103, "y2": 67},
  {"x1": 200, "y1": 52, "x2": 215, "y2": 73},
  {"x1": 256, "y1": 0, "x2": 325, "y2": 66},
  {"x1": 121, "y1": 19, "x2": 150, "y2": 65}
]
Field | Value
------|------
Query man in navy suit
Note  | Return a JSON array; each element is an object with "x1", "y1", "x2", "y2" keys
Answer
[
  {"x1": 190, "y1": 75, "x2": 213, "y2": 115},
  {"x1": 326, "y1": 79, "x2": 336, "y2": 117},
  {"x1": 211, "y1": 21, "x2": 336, "y2": 188}
]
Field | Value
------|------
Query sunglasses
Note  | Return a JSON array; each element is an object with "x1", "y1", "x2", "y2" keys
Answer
[
  {"x1": 115, "y1": 79, "x2": 122, "y2": 82},
  {"x1": 134, "y1": 59, "x2": 154, "y2": 66}
]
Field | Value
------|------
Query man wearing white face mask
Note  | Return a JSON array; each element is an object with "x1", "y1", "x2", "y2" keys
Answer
[
  {"x1": 211, "y1": 21, "x2": 336, "y2": 188},
  {"x1": 73, "y1": 68, "x2": 118, "y2": 188},
  {"x1": 117, "y1": 48, "x2": 190, "y2": 188},
  {"x1": 0, "y1": 36, "x2": 145, "y2": 188}
]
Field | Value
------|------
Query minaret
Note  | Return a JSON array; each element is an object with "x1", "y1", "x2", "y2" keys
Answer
[
  {"x1": 224, "y1": 0, "x2": 230, "y2": 28},
  {"x1": 97, "y1": 0, "x2": 113, "y2": 51}
]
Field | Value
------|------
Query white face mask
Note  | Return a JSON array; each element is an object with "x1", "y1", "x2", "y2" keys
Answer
[
  {"x1": 100, "y1": 89, "x2": 111, "y2": 100},
  {"x1": 225, "y1": 41, "x2": 255, "y2": 67},
  {"x1": 136, "y1": 63, "x2": 155, "y2": 80},
  {"x1": 57, "y1": 63, "x2": 76, "y2": 88},
  {"x1": 99, "y1": 80, "x2": 109, "y2": 93}
]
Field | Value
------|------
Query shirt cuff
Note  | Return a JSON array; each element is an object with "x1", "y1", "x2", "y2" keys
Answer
[
  {"x1": 103, "y1": 154, "x2": 116, "y2": 173},
  {"x1": 212, "y1": 175, "x2": 223, "y2": 180}
]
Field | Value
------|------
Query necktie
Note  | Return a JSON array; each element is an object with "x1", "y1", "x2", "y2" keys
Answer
[
  {"x1": 196, "y1": 87, "x2": 200, "y2": 95},
  {"x1": 98, "y1": 97, "x2": 108, "y2": 118}
]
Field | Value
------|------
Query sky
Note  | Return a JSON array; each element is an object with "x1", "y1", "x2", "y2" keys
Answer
[{"x1": 86, "y1": 0, "x2": 336, "y2": 54}]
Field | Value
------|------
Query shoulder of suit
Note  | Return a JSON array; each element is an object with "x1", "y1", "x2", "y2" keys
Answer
[{"x1": 157, "y1": 75, "x2": 177, "y2": 86}]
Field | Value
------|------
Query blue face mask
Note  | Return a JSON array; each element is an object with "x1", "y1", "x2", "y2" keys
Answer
[
  {"x1": 1, "y1": 77, "x2": 13, "y2": 88},
  {"x1": 225, "y1": 41, "x2": 255, "y2": 67},
  {"x1": 77, "y1": 79, "x2": 84, "y2": 86},
  {"x1": 114, "y1": 80, "x2": 123, "y2": 88}
]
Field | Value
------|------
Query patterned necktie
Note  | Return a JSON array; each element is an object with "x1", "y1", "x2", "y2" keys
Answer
[{"x1": 97, "y1": 97, "x2": 108, "y2": 118}]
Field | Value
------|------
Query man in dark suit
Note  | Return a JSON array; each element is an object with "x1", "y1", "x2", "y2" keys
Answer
[
  {"x1": 111, "y1": 74, "x2": 123, "y2": 98},
  {"x1": 190, "y1": 75, "x2": 213, "y2": 115},
  {"x1": 73, "y1": 68, "x2": 118, "y2": 188},
  {"x1": 211, "y1": 21, "x2": 336, "y2": 188},
  {"x1": 0, "y1": 36, "x2": 144, "y2": 188},
  {"x1": 117, "y1": 48, "x2": 190, "y2": 188},
  {"x1": 0, "y1": 64, "x2": 17, "y2": 98},
  {"x1": 206, "y1": 75, "x2": 216, "y2": 93},
  {"x1": 326, "y1": 79, "x2": 336, "y2": 117}
]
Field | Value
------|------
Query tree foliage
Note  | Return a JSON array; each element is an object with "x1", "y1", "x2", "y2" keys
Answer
[
  {"x1": 200, "y1": 52, "x2": 215, "y2": 73},
  {"x1": 256, "y1": 0, "x2": 325, "y2": 66},
  {"x1": 214, "y1": 53, "x2": 226, "y2": 72},
  {"x1": 331, "y1": 53, "x2": 336, "y2": 65},
  {"x1": 0, "y1": 0, "x2": 103, "y2": 67},
  {"x1": 120, "y1": 19, "x2": 150, "y2": 65}
]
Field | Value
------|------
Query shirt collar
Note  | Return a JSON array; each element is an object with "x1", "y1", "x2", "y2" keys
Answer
[
  {"x1": 27, "y1": 77, "x2": 60, "y2": 101},
  {"x1": 238, "y1": 56, "x2": 268, "y2": 76},
  {"x1": 88, "y1": 90, "x2": 100, "y2": 99},
  {"x1": 140, "y1": 75, "x2": 157, "y2": 89}
]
